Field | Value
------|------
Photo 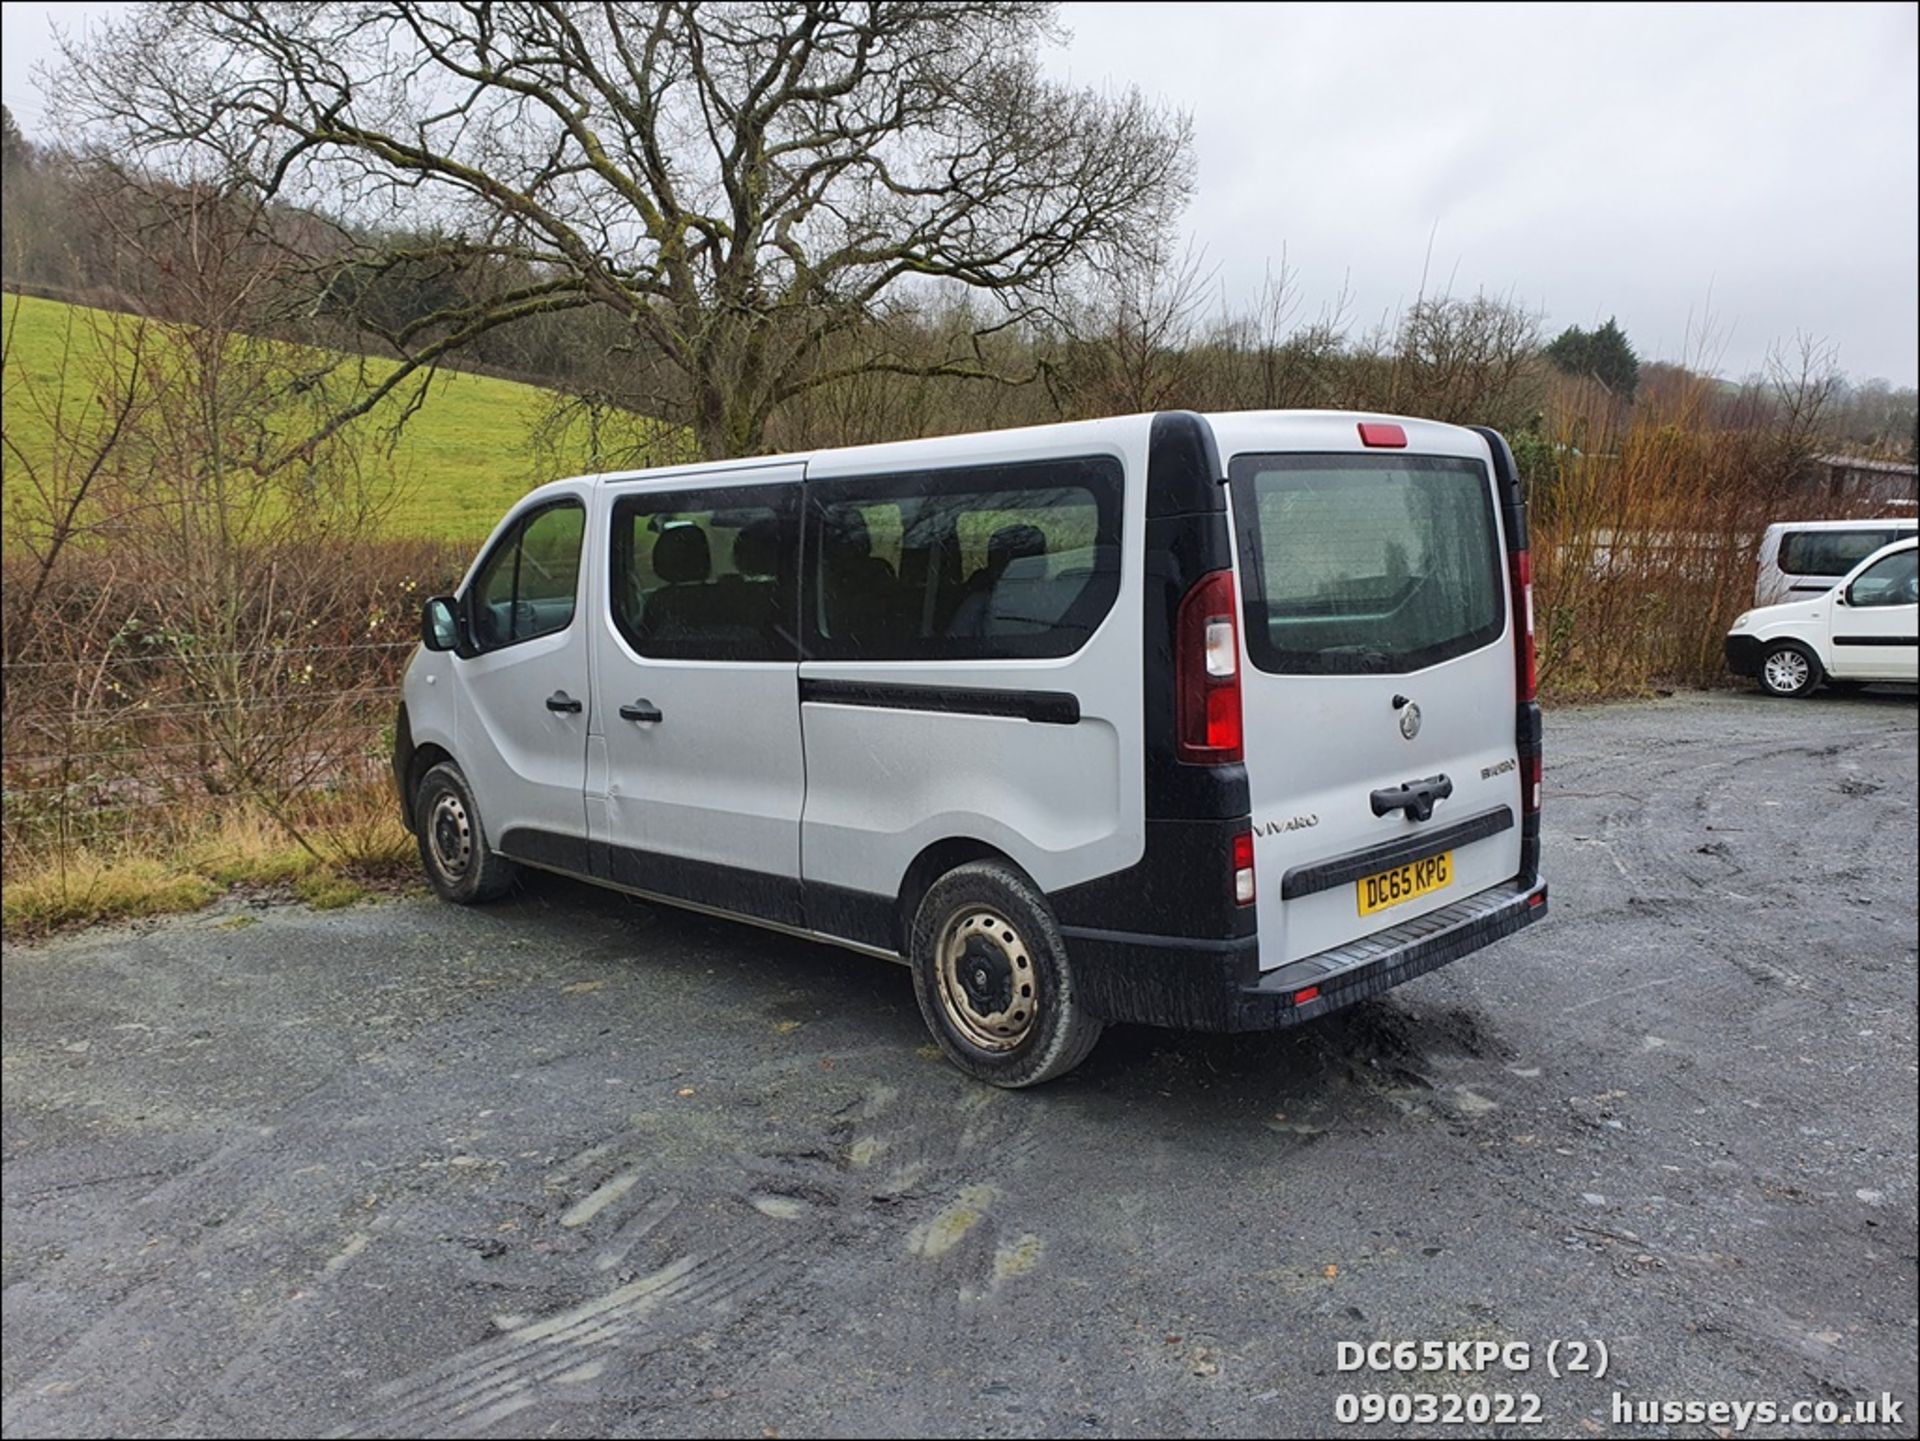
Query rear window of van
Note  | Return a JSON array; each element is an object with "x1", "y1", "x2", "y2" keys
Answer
[{"x1": 1229, "y1": 454, "x2": 1505, "y2": 675}]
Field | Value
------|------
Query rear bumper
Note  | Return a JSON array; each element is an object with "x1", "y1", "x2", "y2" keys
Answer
[
  {"x1": 1725, "y1": 633, "x2": 1764, "y2": 678},
  {"x1": 1063, "y1": 876, "x2": 1548, "y2": 1032}
]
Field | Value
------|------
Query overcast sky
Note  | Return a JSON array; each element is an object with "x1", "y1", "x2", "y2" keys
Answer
[{"x1": 5, "y1": 1, "x2": 1915, "y2": 385}]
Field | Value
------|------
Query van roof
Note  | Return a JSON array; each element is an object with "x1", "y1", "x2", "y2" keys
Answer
[
  {"x1": 1763, "y1": 518, "x2": 1920, "y2": 533},
  {"x1": 555, "y1": 409, "x2": 1495, "y2": 490}
]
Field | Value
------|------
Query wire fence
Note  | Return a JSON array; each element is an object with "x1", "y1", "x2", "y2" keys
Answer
[
  {"x1": 0, "y1": 640, "x2": 420, "y2": 671},
  {"x1": 2, "y1": 639, "x2": 412, "y2": 855}
]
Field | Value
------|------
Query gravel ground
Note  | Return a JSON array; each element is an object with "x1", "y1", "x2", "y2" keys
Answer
[{"x1": 3, "y1": 688, "x2": 1916, "y2": 1439}]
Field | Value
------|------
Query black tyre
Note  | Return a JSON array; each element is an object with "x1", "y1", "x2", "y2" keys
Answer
[
  {"x1": 908, "y1": 860, "x2": 1103, "y2": 1088},
  {"x1": 1757, "y1": 641, "x2": 1822, "y2": 698},
  {"x1": 414, "y1": 761, "x2": 519, "y2": 903}
]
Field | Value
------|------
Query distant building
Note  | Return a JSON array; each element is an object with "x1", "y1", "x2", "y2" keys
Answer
[{"x1": 1806, "y1": 454, "x2": 1918, "y2": 509}]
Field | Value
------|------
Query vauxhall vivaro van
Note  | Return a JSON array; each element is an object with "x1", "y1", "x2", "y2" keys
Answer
[{"x1": 394, "y1": 411, "x2": 1548, "y2": 1086}]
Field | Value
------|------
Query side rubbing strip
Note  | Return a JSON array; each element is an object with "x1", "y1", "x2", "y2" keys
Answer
[
  {"x1": 1279, "y1": 806, "x2": 1515, "y2": 900},
  {"x1": 799, "y1": 678, "x2": 1079, "y2": 725}
]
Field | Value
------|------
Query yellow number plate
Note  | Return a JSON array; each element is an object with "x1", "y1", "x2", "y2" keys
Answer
[{"x1": 1357, "y1": 850, "x2": 1453, "y2": 916}]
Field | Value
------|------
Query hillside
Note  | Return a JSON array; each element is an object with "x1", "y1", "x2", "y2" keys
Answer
[{"x1": 2, "y1": 293, "x2": 675, "y2": 544}]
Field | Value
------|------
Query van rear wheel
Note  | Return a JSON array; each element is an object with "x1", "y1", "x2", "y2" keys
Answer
[
  {"x1": 415, "y1": 761, "x2": 519, "y2": 903},
  {"x1": 908, "y1": 861, "x2": 1102, "y2": 1088},
  {"x1": 1758, "y1": 642, "x2": 1821, "y2": 698}
]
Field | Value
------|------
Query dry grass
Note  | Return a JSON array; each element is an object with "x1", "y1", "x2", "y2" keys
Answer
[
  {"x1": 1, "y1": 852, "x2": 222, "y2": 935},
  {"x1": 1527, "y1": 363, "x2": 1865, "y2": 698},
  {"x1": 2, "y1": 781, "x2": 418, "y2": 938}
]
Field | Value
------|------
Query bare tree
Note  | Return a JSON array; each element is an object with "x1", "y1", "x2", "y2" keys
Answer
[
  {"x1": 55, "y1": 2, "x2": 1191, "y2": 458},
  {"x1": 1388, "y1": 292, "x2": 1544, "y2": 433},
  {"x1": 1055, "y1": 240, "x2": 1212, "y2": 416},
  {"x1": 1, "y1": 298, "x2": 158, "y2": 673},
  {"x1": 108, "y1": 185, "x2": 396, "y2": 825},
  {"x1": 1212, "y1": 256, "x2": 1352, "y2": 411},
  {"x1": 1761, "y1": 333, "x2": 1842, "y2": 490},
  {"x1": 2, "y1": 172, "x2": 408, "y2": 872}
]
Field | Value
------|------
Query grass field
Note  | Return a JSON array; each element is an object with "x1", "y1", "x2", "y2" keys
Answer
[{"x1": 2, "y1": 292, "x2": 682, "y2": 544}]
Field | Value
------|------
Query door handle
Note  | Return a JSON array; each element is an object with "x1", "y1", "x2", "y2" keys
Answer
[
  {"x1": 1370, "y1": 773, "x2": 1453, "y2": 821},
  {"x1": 545, "y1": 691, "x2": 584, "y2": 714},
  {"x1": 619, "y1": 699, "x2": 663, "y2": 724}
]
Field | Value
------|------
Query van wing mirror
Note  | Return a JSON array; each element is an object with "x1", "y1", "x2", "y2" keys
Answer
[{"x1": 421, "y1": 595, "x2": 461, "y2": 651}]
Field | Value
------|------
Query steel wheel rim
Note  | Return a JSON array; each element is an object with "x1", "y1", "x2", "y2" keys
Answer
[
  {"x1": 937, "y1": 909, "x2": 1037, "y2": 1052},
  {"x1": 429, "y1": 791, "x2": 474, "y2": 878},
  {"x1": 1764, "y1": 649, "x2": 1809, "y2": 693}
]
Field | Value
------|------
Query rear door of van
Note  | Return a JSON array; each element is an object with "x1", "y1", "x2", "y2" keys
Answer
[{"x1": 1218, "y1": 416, "x2": 1525, "y2": 968}]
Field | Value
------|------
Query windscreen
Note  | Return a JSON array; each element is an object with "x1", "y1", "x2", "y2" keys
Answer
[{"x1": 1229, "y1": 453, "x2": 1505, "y2": 675}]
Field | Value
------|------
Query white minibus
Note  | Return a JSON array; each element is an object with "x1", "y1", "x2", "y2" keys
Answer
[{"x1": 395, "y1": 411, "x2": 1548, "y2": 1085}]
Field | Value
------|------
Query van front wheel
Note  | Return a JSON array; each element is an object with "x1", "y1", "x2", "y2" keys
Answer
[
  {"x1": 909, "y1": 861, "x2": 1102, "y2": 1088},
  {"x1": 1758, "y1": 642, "x2": 1821, "y2": 698},
  {"x1": 414, "y1": 761, "x2": 519, "y2": 903}
]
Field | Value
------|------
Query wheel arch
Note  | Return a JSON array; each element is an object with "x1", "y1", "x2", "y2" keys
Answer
[
  {"x1": 403, "y1": 742, "x2": 457, "y2": 830},
  {"x1": 1758, "y1": 636, "x2": 1824, "y2": 696},
  {"x1": 894, "y1": 837, "x2": 1029, "y2": 955}
]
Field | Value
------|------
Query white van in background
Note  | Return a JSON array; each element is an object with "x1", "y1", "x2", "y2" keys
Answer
[
  {"x1": 1754, "y1": 519, "x2": 1917, "y2": 606},
  {"x1": 393, "y1": 411, "x2": 1548, "y2": 1086},
  {"x1": 1728, "y1": 537, "x2": 1920, "y2": 697}
]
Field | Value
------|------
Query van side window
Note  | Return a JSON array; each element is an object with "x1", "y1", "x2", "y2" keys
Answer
[
  {"x1": 1779, "y1": 529, "x2": 1897, "y2": 577},
  {"x1": 805, "y1": 457, "x2": 1123, "y2": 661},
  {"x1": 609, "y1": 485, "x2": 798, "y2": 661},
  {"x1": 468, "y1": 500, "x2": 585, "y2": 651},
  {"x1": 1847, "y1": 549, "x2": 1919, "y2": 607}
]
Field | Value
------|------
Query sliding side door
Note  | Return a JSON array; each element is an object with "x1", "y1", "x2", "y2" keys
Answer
[{"x1": 589, "y1": 468, "x2": 807, "y2": 925}]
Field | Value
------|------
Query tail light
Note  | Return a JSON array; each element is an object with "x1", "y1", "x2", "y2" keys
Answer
[
  {"x1": 1510, "y1": 548, "x2": 1542, "y2": 818},
  {"x1": 1176, "y1": 569, "x2": 1243, "y2": 764},
  {"x1": 1509, "y1": 549, "x2": 1537, "y2": 703},
  {"x1": 1231, "y1": 830, "x2": 1255, "y2": 906}
]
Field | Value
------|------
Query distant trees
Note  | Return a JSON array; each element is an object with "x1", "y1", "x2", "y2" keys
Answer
[
  {"x1": 1, "y1": 103, "x2": 83, "y2": 295},
  {"x1": 1546, "y1": 316, "x2": 1640, "y2": 398},
  {"x1": 1826, "y1": 376, "x2": 1920, "y2": 460},
  {"x1": 1, "y1": 105, "x2": 29, "y2": 173}
]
